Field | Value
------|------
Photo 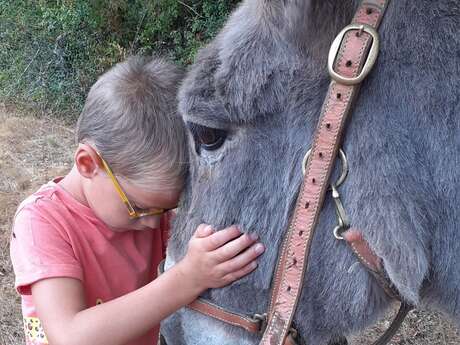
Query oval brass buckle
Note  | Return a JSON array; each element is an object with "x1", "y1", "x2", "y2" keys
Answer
[{"x1": 328, "y1": 23, "x2": 380, "y2": 85}]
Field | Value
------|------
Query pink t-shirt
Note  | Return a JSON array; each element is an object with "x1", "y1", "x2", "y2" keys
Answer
[{"x1": 10, "y1": 178, "x2": 169, "y2": 345}]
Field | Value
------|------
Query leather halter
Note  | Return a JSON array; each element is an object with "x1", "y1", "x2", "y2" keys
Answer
[{"x1": 161, "y1": 1, "x2": 413, "y2": 344}]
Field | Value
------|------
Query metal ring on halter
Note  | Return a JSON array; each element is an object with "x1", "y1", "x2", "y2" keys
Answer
[
  {"x1": 333, "y1": 225, "x2": 345, "y2": 240},
  {"x1": 251, "y1": 313, "x2": 268, "y2": 334},
  {"x1": 302, "y1": 148, "x2": 349, "y2": 188}
]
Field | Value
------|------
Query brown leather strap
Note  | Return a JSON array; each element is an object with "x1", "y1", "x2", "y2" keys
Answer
[
  {"x1": 260, "y1": 2, "x2": 390, "y2": 345},
  {"x1": 157, "y1": 259, "x2": 264, "y2": 334},
  {"x1": 371, "y1": 302, "x2": 413, "y2": 345},
  {"x1": 343, "y1": 229, "x2": 414, "y2": 345},
  {"x1": 188, "y1": 298, "x2": 264, "y2": 334},
  {"x1": 343, "y1": 229, "x2": 402, "y2": 300}
]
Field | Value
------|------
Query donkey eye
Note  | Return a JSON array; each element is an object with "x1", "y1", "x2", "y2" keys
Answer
[{"x1": 186, "y1": 122, "x2": 227, "y2": 153}]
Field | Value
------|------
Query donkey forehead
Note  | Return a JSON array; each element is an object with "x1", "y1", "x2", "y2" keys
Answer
[
  {"x1": 177, "y1": 20, "x2": 300, "y2": 127},
  {"x1": 178, "y1": 67, "x2": 293, "y2": 128},
  {"x1": 177, "y1": 0, "x2": 363, "y2": 127}
]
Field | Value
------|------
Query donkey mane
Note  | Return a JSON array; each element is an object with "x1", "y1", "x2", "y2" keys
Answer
[{"x1": 165, "y1": 0, "x2": 460, "y2": 343}]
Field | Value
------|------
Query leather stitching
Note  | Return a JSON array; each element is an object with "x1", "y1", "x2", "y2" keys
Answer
[{"x1": 262, "y1": 2, "x2": 389, "y2": 344}]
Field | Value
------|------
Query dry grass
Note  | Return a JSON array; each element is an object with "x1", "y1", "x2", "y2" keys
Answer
[
  {"x1": 0, "y1": 104, "x2": 459, "y2": 345},
  {"x1": 0, "y1": 104, "x2": 73, "y2": 345},
  {"x1": 350, "y1": 304, "x2": 460, "y2": 345}
]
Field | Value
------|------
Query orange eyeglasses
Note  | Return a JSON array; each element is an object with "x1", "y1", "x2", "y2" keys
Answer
[{"x1": 95, "y1": 151, "x2": 177, "y2": 219}]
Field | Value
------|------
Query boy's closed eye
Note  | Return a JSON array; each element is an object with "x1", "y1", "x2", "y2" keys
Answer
[
  {"x1": 130, "y1": 199, "x2": 169, "y2": 212},
  {"x1": 130, "y1": 198, "x2": 177, "y2": 215}
]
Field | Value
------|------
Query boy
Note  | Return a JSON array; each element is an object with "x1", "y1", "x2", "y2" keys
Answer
[{"x1": 10, "y1": 56, "x2": 264, "y2": 345}]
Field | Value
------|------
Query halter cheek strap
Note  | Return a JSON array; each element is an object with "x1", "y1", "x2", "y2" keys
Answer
[{"x1": 261, "y1": 1, "x2": 391, "y2": 344}]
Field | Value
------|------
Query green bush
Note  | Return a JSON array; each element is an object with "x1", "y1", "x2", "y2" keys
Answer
[{"x1": 0, "y1": 0, "x2": 240, "y2": 120}]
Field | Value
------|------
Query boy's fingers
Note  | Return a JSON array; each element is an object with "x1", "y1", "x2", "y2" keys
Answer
[
  {"x1": 223, "y1": 261, "x2": 258, "y2": 284},
  {"x1": 194, "y1": 224, "x2": 214, "y2": 238},
  {"x1": 204, "y1": 226, "x2": 242, "y2": 251},
  {"x1": 213, "y1": 233, "x2": 259, "y2": 262},
  {"x1": 219, "y1": 243, "x2": 265, "y2": 274}
]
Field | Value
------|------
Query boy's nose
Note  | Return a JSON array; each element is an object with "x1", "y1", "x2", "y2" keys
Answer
[{"x1": 139, "y1": 215, "x2": 161, "y2": 230}]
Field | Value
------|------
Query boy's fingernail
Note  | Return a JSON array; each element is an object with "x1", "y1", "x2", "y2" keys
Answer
[
  {"x1": 206, "y1": 225, "x2": 214, "y2": 232},
  {"x1": 252, "y1": 261, "x2": 258, "y2": 269},
  {"x1": 249, "y1": 233, "x2": 259, "y2": 240},
  {"x1": 255, "y1": 244, "x2": 265, "y2": 254}
]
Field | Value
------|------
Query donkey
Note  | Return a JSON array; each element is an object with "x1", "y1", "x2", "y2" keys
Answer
[{"x1": 161, "y1": 0, "x2": 460, "y2": 344}]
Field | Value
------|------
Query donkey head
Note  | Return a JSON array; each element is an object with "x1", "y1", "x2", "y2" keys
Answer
[{"x1": 161, "y1": 0, "x2": 460, "y2": 343}]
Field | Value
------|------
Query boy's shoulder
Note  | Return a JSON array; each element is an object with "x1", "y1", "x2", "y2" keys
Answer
[
  {"x1": 12, "y1": 177, "x2": 94, "y2": 245},
  {"x1": 16, "y1": 178, "x2": 63, "y2": 217},
  {"x1": 14, "y1": 178, "x2": 86, "y2": 230},
  {"x1": 11, "y1": 179, "x2": 74, "y2": 256}
]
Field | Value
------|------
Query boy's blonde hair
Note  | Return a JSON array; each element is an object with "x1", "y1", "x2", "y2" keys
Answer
[{"x1": 76, "y1": 56, "x2": 187, "y2": 191}]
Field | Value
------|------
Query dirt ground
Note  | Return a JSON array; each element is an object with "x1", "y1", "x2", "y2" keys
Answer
[{"x1": 0, "y1": 104, "x2": 459, "y2": 344}]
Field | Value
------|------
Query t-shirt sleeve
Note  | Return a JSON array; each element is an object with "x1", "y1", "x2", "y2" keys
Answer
[{"x1": 10, "y1": 204, "x2": 83, "y2": 295}]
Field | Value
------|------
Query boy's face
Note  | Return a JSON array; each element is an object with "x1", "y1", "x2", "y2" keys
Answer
[
  {"x1": 84, "y1": 173, "x2": 181, "y2": 231},
  {"x1": 74, "y1": 143, "x2": 181, "y2": 231}
]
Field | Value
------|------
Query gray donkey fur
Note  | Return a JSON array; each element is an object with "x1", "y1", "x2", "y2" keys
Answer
[{"x1": 161, "y1": 0, "x2": 460, "y2": 344}]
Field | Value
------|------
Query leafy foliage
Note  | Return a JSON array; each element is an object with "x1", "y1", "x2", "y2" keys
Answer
[{"x1": 0, "y1": 0, "x2": 240, "y2": 118}]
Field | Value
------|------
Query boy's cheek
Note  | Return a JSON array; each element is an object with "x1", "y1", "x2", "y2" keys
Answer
[{"x1": 88, "y1": 198, "x2": 131, "y2": 230}]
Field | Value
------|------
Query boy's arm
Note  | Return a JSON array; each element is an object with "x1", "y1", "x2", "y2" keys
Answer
[
  {"x1": 32, "y1": 225, "x2": 264, "y2": 345},
  {"x1": 32, "y1": 264, "x2": 197, "y2": 345}
]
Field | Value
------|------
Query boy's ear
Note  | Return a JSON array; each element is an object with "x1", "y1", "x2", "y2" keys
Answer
[{"x1": 75, "y1": 143, "x2": 101, "y2": 178}]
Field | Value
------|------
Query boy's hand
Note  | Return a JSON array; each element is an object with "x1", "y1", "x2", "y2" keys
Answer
[{"x1": 177, "y1": 224, "x2": 264, "y2": 294}]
